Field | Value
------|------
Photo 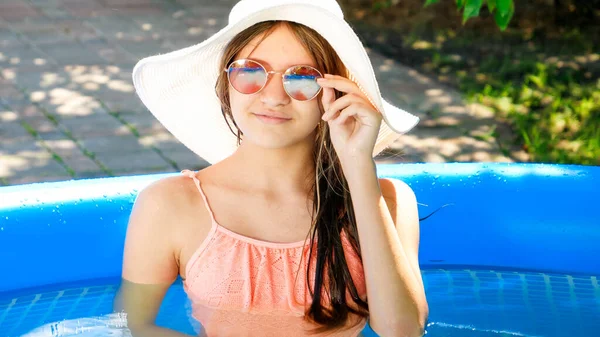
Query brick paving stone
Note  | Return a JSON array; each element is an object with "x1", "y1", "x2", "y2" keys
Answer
[
  {"x1": 85, "y1": 39, "x2": 138, "y2": 64},
  {"x1": 0, "y1": 44, "x2": 56, "y2": 74},
  {"x1": 30, "y1": 19, "x2": 100, "y2": 44},
  {"x1": 1, "y1": 151, "x2": 68, "y2": 184},
  {"x1": 27, "y1": 0, "x2": 72, "y2": 19},
  {"x1": 60, "y1": 0, "x2": 113, "y2": 18},
  {"x1": 382, "y1": 126, "x2": 513, "y2": 164},
  {"x1": 95, "y1": 93, "x2": 146, "y2": 114},
  {"x1": 0, "y1": 2, "x2": 42, "y2": 22},
  {"x1": 90, "y1": 79, "x2": 136, "y2": 99},
  {"x1": 95, "y1": 149, "x2": 171, "y2": 173},
  {"x1": 74, "y1": 170, "x2": 112, "y2": 179},
  {"x1": 12, "y1": 69, "x2": 70, "y2": 94},
  {"x1": 62, "y1": 23, "x2": 103, "y2": 43},
  {"x1": 80, "y1": 167, "x2": 170, "y2": 180},
  {"x1": 51, "y1": 95, "x2": 105, "y2": 117},
  {"x1": 42, "y1": 138, "x2": 101, "y2": 172},
  {"x1": 144, "y1": 134, "x2": 209, "y2": 170},
  {"x1": 78, "y1": 134, "x2": 148, "y2": 154},
  {"x1": 139, "y1": 131, "x2": 180, "y2": 150},
  {"x1": 58, "y1": 113, "x2": 127, "y2": 138},
  {"x1": 0, "y1": 120, "x2": 34, "y2": 139},
  {"x1": 22, "y1": 85, "x2": 107, "y2": 118},
  {"x1": 0, "y1": 122, "x2": 36, "y2": 159},
  {"x1": 103, "y1": 5, "x2": 165, "y2": 17},
  {"x1": 186, "y1": 6, "x2": 231, "y2": 26},
  {"x1": 85, "y1": 15, "x2": 150, "y2": 41},
  {"x1": 131, "y1": 14, "x2": 191, "y2": 38},
  {"x1": 0, "y1": 80, "x2": 28, "y2": 107},
  {"x1": 0, "y1": 109, "x2": 18, "y2": 122},
  {"x1": 2, "y1": 138, "x2": 44, "y2": 155},
  {"x1": 67, "y1": 157, "x2": 104, "y2": 174},
  {"x1": 0, "y1": 26, "x2": 24, "y2": 48},
  {"x1": 20, "y1": 29, "x2": 75, "y2": 46},
  {"x1": 101, "y1": 0, "x2": 157, "y2": 6},
  {"x1": 11, "y1": 103, "x2": 73, "y2": 140},
  {"x1": 19, "y1": 116, "x2": 59, "y2": 136},
  {"x1": 162, "y1": 149, "x2": 210, "y2": 171},
  {"x1": 117, "y1": 112, "x2": 164, "y2": 135},
  {"x1": 113, "y1": 39, "x2": 166, "y2": 60},
  {"x1": 4, "y1": 16, "x2": 58, "y2": 34},
  {"x1": 37, "y1": 41, "x2": 109, "y2": 66},
  {"x1": 27, "y1": 0, "x2": 63, "y2": 8},
  {"x1": 8, "y1": 174, "x2": 74, "y2": 185},
  {"x1": 56, "y1": 64, "x2": 137, "y2": 98},
  {"x1": 38, "y1": 8, "x2": 73, "y2": 20},
  {"x1": 1, "y1": 65, "x2": 60, "y2": 88}
]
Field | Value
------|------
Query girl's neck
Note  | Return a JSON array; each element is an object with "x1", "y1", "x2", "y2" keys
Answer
[{"x1": 222, "y1": 140, "x2": 316, "y2": 194}]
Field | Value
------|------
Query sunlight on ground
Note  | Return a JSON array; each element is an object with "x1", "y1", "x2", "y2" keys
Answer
[
  {"x1": 0, "y1": 111, "x2": 18, "y2": 122},
  {"x1": 378, "y1": 58, "x2": 395, "y2": 72},
  {"x1": 139, "y1": 131, "x2": 174, "y2": 147},
  {"x1": 0, "y1": 151, "x2": 54, "y2": 178},
  {"x1": 7, "y1": 64, "x2": 137, "y2": 117}
]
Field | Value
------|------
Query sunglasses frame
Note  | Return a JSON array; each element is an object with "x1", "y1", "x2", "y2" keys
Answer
[{"x1": 224, "y1": 58, "x2": 324, "y2": 101}]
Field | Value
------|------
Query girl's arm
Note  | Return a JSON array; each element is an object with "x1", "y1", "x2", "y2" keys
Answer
[
  {"x1": 343, "y1": 158, "x2": 428, "y2": 337},
  {"x1": 113, "y1": 178, "x2": 195, "y2": 337}
]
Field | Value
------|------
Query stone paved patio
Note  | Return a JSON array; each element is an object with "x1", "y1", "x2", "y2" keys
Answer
[{"x1": 0, "y1": 0, "x2": 527, "y2": 186}]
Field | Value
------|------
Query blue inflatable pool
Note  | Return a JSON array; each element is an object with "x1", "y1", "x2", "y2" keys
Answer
[{"x1": 1, "y1": 163, "x2": 598, "y2": 337}]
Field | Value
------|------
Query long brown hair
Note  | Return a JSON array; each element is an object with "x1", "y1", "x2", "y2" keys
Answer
[{"x1": 215, "y1": 21, "x2": 369, "y2": 334}]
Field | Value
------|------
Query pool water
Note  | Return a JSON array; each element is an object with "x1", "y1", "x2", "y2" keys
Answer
[{"x1": 0, "y1": 269, "x2": 598, "y2": 337}]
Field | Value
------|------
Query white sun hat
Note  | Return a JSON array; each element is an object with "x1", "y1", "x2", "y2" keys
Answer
[{"x1": 132, "y1": 0, "x2": 420, "y2": 165}]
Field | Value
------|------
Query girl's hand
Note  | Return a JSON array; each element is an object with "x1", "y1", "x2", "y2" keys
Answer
[{"x1": 318, "y1": 74, "x2": 382, "y2": 163}]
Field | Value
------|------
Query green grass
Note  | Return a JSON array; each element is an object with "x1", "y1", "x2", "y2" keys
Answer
[
  {"x1": 436, "y1": 28, "x2": 600, "y2": 165},
  {"x1": 356, "y1": 21, "x2": 600, "y2": 165},
  {"x1": 464, "y1": 57, "x2": 600, "y2": 165}
]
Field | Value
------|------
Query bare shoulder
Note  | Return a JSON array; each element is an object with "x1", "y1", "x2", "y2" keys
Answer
[
  {"x1": 138, "y1": 173, "x2": 196, "y2": 203},
  {"x1": 378, "y1": 177, "x2": 417, "y2": 207},
  {"x1": 131, "y1": 171, "x2": 216, "y2": 238},
  {"x1": 122, "y1": 172, "x2": 211, "y2": 284},
  {"x1": 378, "y1": 177, "x2": 420, "y2": 237},
  {"x1": 135, "y1": 171, "x2": 212, "y2": 214}
]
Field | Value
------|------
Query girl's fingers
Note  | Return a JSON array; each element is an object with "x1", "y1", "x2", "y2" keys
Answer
[
  {"x1": 334, "y1": 106, "x2": 359, "y2": 125},
  {"x1": 322, "y1": 94, "x2": 363, "y2": 121},
  {"x1": 320, "y1": 86, "x2": 335, "y2": 115},
  {"x1": 317, "y1": 76, "x2": 361, "y2": 96}
]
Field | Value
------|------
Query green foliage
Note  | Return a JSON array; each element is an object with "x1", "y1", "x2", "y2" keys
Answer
[
  {"x1": 360, "y1": 0, "x2": 599, "y2": 164},
  {"x1": 493, "y1": 0, "x2": 514, "y2": 30},
  {"x1": 423, "y1": 0, "x2": 515, "y2": 30},
  {"x1": 461, "y1": 52, "x2": 600, "y2": 165},
  {"x1": 372, "y1": 0, "x2": 395, "y2": 11},
  {"x1": 393, "y1": 25, "x2": 600, "y2": 165},
  {"x1": 462, "y1": 0, "x2": 483, "y2": 23}
]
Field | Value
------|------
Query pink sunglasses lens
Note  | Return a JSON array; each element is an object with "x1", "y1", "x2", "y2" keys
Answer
[
  {"x1": 283, "y1": 66, "x2": 322, "y2": 101},
  {"x1": 227, "y1": 60, "x2": 267, "y2": 94}
]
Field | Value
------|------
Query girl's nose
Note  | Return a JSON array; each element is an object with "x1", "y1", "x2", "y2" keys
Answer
[{"x1": 259, "y1": 73, "x2": 291, "y2": 107}]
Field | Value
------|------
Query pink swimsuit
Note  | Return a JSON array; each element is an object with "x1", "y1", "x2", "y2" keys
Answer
[{"x1": 180, "y1": 170, "x2": 368, "y2": 336}]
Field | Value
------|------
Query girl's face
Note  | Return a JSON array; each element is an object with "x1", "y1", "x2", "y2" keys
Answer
[{"x1": 228, "y1": 25, "x2": 323, "y2": 151}]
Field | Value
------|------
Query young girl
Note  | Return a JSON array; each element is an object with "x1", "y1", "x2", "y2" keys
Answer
[{"x1": 114, "y1": 0, "x2": 428, "y2": 336}]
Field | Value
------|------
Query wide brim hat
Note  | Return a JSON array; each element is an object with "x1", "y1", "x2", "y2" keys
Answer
[{"x1": 132, "y1": 0, "x2": 419, "y2": 165}]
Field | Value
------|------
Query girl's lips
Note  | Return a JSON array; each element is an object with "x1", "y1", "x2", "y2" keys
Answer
[{"x1": 254, "y1": 113, "x2": 291, "y2": 124}]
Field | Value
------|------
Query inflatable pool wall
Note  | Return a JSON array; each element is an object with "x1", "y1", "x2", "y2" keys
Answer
[{"x1": 1, "y1": 163, "x2": 599, "y2": 295}]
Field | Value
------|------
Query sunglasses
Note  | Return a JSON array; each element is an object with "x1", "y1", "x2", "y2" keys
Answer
[{"x1": 224, "y1": 59, "x2": 324, "y2": 101}]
